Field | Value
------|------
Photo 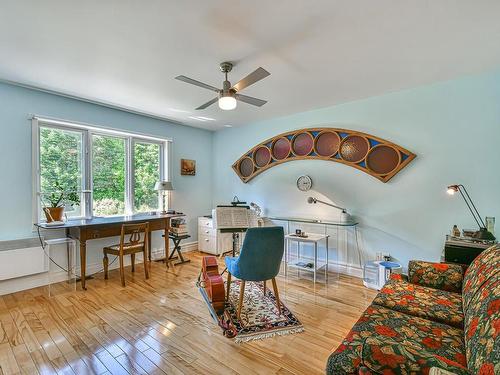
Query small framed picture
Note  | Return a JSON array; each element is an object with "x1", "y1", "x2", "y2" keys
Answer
[{"x1": 181, "y1": 159, "x2": 196, "y2": 175}]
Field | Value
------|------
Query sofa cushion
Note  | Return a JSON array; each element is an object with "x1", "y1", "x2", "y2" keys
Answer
[
  {"x1": 373, "y1": 279, "x2": 464, "y2": 328},
  {"x1": 462, "y1": 245, "x2": 500, "y2": 312},
  {"x1": 359, "y1": 337, "x2": 470, "y2": 375},
  {"x1": 408, "y1": 260, "x2": 463, "y2": 293},
  {"x1": 326, "y1": 305, "x2": 466, "y2": 375},
  {"x1": 464, "y1": 274, "x2": 500, "y2": 375}
]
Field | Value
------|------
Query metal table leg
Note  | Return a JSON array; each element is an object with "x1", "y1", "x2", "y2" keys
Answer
[
  {"x1": 325, "y1": 236, "x2": 329, "y2": 281},
  {"x1": 297, "y1": 241, "x2": 300, "y2": 278},
  {"x1": 313, "y1": 242, "x2": 317, "y2": 284},
  {"x1": 284, "y1": 239, "x2": 288, "y2": 276},
  {"x1": 354, "y1": 226, "x2": 362, "y2": 267}
]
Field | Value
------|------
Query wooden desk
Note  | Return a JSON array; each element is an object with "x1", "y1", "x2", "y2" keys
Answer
[{"x1": 35, "y1": 213, "x2": 184, "y2": 290}]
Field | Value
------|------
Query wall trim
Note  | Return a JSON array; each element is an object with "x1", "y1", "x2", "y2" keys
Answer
[{"x1": 0, "y1": 241, "x2": 198, "y2": 295}]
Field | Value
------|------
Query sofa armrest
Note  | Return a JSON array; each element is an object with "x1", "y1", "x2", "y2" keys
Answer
[{"x1": 408, "y1": 260, "x2": 463, "y2": 293}]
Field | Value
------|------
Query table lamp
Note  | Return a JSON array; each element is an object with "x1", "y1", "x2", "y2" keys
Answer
[
  {"x1": 307, "y1": 196, "x2": 350, "y2": 222},
  {"x1": 154, "y1": 181, "x2": 174, "y2": 215},
  {"x1": 446, "y1": 184, "x2": 495, "y2": 240}
]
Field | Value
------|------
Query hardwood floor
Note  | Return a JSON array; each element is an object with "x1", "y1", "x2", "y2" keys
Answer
[{"x1": 0, "y1": 251, "x2": 376, "y2": 375}]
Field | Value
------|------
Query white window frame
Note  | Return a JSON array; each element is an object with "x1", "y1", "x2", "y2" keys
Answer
[{"x1": 32, "y1": 116, "x2": 171, "y2": 223}]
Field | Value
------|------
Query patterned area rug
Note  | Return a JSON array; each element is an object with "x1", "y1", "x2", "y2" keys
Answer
[{"x1": 226, "y1": 280, "x2": 304, "y2": 343}]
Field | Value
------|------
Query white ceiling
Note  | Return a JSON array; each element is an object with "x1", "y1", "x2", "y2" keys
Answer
[{"x1": 1, "y1": 1, "x2": 500, "y2": 131}]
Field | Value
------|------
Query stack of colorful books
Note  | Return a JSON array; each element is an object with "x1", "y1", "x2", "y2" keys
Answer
[{"x1": 170, "y1": 218, "x2": 188, "y2": 236}]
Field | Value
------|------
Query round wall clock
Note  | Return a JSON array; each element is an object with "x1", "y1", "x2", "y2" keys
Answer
[{"x1": 296, "y1": 175, "x2": 313, "y2": 191}]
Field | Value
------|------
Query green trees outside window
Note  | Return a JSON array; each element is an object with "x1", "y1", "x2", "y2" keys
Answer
[
  {"x1": 39, "y1": 127, "x2": 83, "y2": 217},
  {"x1": 92, "y1": 134, "x2": 126, "y2": 216},
  {"x1": 38, "y1": 124, "x2": 165, "y2": 219},
  {"x1": 134, "y1": 142, "x2": 160, "y2": 213}
]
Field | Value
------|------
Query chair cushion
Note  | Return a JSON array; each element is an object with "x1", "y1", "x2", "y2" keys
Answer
[
  {"x1": 408, "y1": 260, "x2": 463, "y2": 293},
  {"x1": 462, "y1": 245, "x2": 500, "y2": 312},
  {"x1": 225, "y1": 256, "x2": 240, "y2": 278},
  {"x1": 373, "y1": 279, "x2": 464, "y2": 328},
  {"x1": 327, "y1": 305, "x2": 466, "y2": 375},
  {"x1": 104, "y1": 243, "x2": 144, "y2": 252},
  {"x1": 464, "y1": 274, "x2": 500, "y2": 375}
]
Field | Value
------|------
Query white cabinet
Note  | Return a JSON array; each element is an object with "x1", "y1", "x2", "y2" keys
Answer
[{"x1": 197, "y1": 217, "x2": 242, "y2": 255}]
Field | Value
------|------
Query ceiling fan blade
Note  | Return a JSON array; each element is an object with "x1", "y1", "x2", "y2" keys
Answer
[
  {"x1": 195, "y1": 97, "x2": 218, "y2": 110},
  {"x1": 235, "y1": 93, "x2": 267, "y2": 107},
  {"x1": 175, "y1": 75, "x2": 220, "y2": 92},
  {"x1": 232, "y1": 67, "x2": 270, "y2": 92}
]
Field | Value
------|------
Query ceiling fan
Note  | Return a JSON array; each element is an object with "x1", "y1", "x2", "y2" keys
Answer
[{"x1": 175, "y1": 62, "x2": 270, "y2": 111}]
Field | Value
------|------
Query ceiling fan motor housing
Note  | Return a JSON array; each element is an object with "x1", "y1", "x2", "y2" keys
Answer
[
  {"x1": 221, "y1": 80, "x2": 234, "y2": 97},
  {"x1": 219, "y1": 61, "x2": 233, "y2": 73}
]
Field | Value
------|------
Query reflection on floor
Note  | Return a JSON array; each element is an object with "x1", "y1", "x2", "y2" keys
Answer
[{"x1": 0, "y1": 251, "x2": 376, "y2": 375}]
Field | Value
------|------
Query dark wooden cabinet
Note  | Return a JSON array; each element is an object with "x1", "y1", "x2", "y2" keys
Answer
[{"x1": 444, "y1": 236, "x2": 493, "y2": 265}]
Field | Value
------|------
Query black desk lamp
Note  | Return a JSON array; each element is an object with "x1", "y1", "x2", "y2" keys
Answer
[{"x1": 447, "y1": 184, "x2": 495, "y2": 241}]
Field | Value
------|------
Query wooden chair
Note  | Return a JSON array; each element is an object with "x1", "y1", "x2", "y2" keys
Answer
[{"x1": 103, "y1": 222, "x2": 150, "y2": 287}]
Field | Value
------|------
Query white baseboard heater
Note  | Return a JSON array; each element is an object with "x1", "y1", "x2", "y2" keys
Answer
[{"x1": 0, "y1": 238, "x2": 48, "y2": 281}]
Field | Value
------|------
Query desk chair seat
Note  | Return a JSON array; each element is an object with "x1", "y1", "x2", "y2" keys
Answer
[
  {"x1": 105, "y1": 243, "x2": 144, "y2": 252},
  {"x1": 103, "y1": 222, "x2": 150, "y2": 287},
  {"x1": 225, "y1": 226, "x2": 284, "y2": 319}
]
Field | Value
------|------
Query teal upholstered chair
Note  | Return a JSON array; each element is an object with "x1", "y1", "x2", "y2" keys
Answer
[{"x1": 225, "y1": 226, "x2": 284, "y2": 318}]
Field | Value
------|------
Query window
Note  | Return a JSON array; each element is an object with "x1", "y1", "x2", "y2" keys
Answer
[
  {"x1": 133, "y1": 141, "x2": 161, "y2": 212},
  {"x1": 33, "y1": 117, "x2": 170, "y2": 221},
  {"x1": 92, "y1": 134, "x2": 126, "y2": 216},
  {"x1": 39, "y1": 126, "x2": 85, "y2": 218}
]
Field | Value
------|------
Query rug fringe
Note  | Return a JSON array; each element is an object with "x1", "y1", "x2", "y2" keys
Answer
[{"x1": 235, "y1": 326, "x2": 305, "y2": 344}]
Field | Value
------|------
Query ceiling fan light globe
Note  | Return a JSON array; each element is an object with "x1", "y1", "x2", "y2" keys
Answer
[{"x1": 218, "y1": 96, "x2": 237, "y2": 110}]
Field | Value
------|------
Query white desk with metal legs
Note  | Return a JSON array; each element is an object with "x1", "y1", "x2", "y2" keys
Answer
[{"x1": 284, "y1": 233, "x2": 329, "y2": 283}]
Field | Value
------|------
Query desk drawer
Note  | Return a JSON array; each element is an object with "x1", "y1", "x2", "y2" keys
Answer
[
  {"x1": 198, "y1": 217, "x2": 213, "y2": 228},
  {"x1": 199, "y1": 234, "x2": 216, "y2": 254},
  {"x1": 199, "y1": 226, "x2": 216, "y2": 237}
]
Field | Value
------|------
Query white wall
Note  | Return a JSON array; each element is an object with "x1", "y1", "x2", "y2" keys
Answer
[{"x1": 212, "y1": 70, "x2": 500, "y2": 270}]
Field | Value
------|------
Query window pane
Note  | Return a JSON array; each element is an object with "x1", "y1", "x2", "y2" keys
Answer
[
  {"x1": 134, "y1": 142, "x2": 161, "y2": 212},
  {"x1": 92, "y1": 135, "x2": 126, "y2": 216},
  {"x1": 39, "y1": 127, "x2": 84, "y2": 218}
]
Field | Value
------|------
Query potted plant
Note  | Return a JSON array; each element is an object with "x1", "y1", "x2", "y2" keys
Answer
[{"x1": 42, "y1": 181, "x2": 80, "y2": 222}]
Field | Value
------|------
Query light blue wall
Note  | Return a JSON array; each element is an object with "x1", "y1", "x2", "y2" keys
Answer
[
  {"x1": 0, "y1": 82, "x2": 213, "y2": 243},
  {"x1": 212, "y1": 70, "x2": 500, "y2": 269},
  {"x1": 1, "y1": 69, "x2": 499, "y2": 276}
]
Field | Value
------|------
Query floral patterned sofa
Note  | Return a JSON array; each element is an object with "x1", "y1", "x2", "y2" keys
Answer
[{"x1": 326, "y1": 245, "x2": 499, "y2": 375}]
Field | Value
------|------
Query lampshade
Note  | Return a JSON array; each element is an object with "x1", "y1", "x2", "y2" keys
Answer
[
  {"x1": 154, "y1": 181, "x2": 174, "y2": 191},
  {"x1": 218, "y1": 95, "x2": 237, "y2": 111}
]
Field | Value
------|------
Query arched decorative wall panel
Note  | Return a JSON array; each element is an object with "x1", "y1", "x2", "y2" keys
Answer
[{"x1": 232, "y1": 128, "x2": 416, "y2": 183}]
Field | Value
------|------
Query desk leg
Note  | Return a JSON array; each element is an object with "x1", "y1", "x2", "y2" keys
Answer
[
  {"x1": 164, "y1": 218, "x2": 170, "y2": 268},
  {"x1": 148, "y1": 230, "x2": 152, "y2": 262},
  {"x1": 80, "y1": 241, "x2": 87, "y2": 290}
]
